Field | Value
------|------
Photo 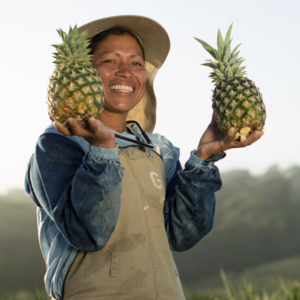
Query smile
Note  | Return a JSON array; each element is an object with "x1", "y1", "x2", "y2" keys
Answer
[{"x1": 109, "y1": 85, "x2": 133, "y2": 93}]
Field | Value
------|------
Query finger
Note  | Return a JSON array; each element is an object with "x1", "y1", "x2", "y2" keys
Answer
[
  {"x1": 231, "y1": 131, "x2": 264, "y2": 148},
  {"x1": 87, "y1": 118, "x2": 103, "y2": 133},
  {"x1": 223, "y1": 128, "x2": 236, "y2": 145},
  {"x1": 53, "y1": 121, "x2": 72, "y2": 136},
  {"x1": 87, "y1": 118, "x2": 108, "y2": 138},
  {"x1": 88, "y1": 118, "x2": 115, "y2": 142},
  {"x1": 218, "y1": 128, "x2": 236, "y2": 152},
  {"x1": 247, "y1": 131, "x2": 264, "y2": 145},
  {"x1": 67, "y1": 118, "x2": 91, "y2": 137}
]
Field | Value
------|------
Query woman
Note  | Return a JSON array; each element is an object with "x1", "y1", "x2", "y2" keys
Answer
[{"x1": 25, "y1": 15, "x2": 263, "y2": 300}]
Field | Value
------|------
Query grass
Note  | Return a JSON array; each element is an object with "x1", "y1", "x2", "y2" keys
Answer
[
  {"x1": 0, "y1": 289, "x2": 50, "y2": 300},
  {"x1": 183, "y1": 287, "x2": 228, "y2": 300},
  {"x1": 183, "y1": 269, "x2": 300, "y2": 300},
  {"x1": 1, "y1": 270, "x2": 300, "y2": 300},
  {"x1": 219, "y1": 268, "x2": 300, "y2": 300},
  {"x1": 187, "y1": 256, "x2": 300, "y2": 292}
]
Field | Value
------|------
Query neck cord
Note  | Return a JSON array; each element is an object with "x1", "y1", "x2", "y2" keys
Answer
[{"x1": 114, "y1": 121, "x2": 154, "y2": 149}]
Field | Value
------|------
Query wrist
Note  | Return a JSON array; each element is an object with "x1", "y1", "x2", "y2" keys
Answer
[
  {"x1": 195, "y1": 147, "x2": 218, "y2": 160},
  {"x1": 189, "y1": 150, "x2": 226, "y2": 168},
  {"x1": 91, "y1": 141, "x2": 116, "y2": 148}
]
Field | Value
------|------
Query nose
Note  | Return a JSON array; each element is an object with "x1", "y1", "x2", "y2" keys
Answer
[{"x1": 115, "y1": 61, "x2": 133, "y2": 78}]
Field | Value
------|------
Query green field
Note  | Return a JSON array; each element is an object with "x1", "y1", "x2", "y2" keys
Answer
[
  {"x1": 186, "y1": 256, "x2": 300, "y2": 293},
  {"x1": 1, "y1": 166, "x2": 300, "y2": 298},
  {"x1": 1, "y1": 266, "x2": 300, "y2": 300},
  {"x1": 0, "y1": 257, "x2": 300, "y2": 299}
]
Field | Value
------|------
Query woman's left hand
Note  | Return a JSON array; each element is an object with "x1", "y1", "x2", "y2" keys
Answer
[{"x1": 195, "y1": 115, "x2": 264, "y2": 160}]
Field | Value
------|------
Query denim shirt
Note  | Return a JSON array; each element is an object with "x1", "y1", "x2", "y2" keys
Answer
[{"x1": 24, "y1": 123, "x2": 225, "y2": 300}]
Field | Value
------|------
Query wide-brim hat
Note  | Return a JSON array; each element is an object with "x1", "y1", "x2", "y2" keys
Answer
[{"x1": 78, "y1": 15, "x2": 170, "y2": 133}]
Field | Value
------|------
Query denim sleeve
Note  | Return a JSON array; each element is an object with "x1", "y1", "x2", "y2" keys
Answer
[
  {"x1": 29, "y1": 133, "x2": 124, "y2": 252},
  {"x1": 164, "y1": 150, "x2": 225, "y2": 252}
]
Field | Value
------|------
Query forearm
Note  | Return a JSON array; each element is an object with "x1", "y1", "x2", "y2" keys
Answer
[
  {"x1": 29, "y1": 134, "x2": 124, "y2": 251},
  {"x1": 164, "y1": 151, "x2": 225, "y2": 251}
]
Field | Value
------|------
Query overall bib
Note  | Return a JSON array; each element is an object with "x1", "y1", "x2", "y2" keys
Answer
[{"x1": 62, "y1": 146, "x2": 185, "y2": 300}]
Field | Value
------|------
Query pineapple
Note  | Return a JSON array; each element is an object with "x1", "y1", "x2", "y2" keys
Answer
[
  {"x1": 48, "y1": 25, "x2": 104, "y2": 128},
  {"x1": 195, "y1": 24, "x2": 266, "y2": 142}
]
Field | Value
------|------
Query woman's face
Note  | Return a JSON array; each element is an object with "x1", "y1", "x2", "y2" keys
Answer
[{"x1": 92, "y1": 33, "x2": 147, "y2": 114}]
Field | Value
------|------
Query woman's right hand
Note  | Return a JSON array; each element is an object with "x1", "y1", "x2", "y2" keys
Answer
[{"x1": 54, "y1": 117, "x2": 116, "y2": 148}]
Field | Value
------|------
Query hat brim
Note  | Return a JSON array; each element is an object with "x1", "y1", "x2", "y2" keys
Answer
[{"x1": 78, "y1": 15, "x2": 170, "y2": 69}]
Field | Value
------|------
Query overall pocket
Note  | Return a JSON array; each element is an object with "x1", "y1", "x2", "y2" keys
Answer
[{"x1": 109, "y1": 252, "x2": 118, "y2": 277}]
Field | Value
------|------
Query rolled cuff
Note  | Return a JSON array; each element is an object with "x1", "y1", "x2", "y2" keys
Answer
[
  {"x1": 89, "y1": 145, "x2": 119, "y2": 161},
  {"x1": 187, "y1": 150, "x2": 226, "y2": 169}
]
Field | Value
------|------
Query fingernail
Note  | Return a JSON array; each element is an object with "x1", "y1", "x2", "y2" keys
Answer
[{"x1": 67, "y1": 119, "x2": 73, "y2": 125}]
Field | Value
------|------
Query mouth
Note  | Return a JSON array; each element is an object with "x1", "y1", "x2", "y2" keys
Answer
[{"x1": 109, "y1": 85, "x2": 134, "y2": 93}]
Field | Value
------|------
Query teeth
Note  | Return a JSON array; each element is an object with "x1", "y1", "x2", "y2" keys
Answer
[{"x1": 109, "y1": 85, "x2": 133, "y2": 93}]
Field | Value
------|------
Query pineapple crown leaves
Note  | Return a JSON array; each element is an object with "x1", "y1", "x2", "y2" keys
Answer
[
  {"x1": 194, "y1": 23, "x2": 247, "y2": 82},
  {"x1": 52, "y1": 25, "x2": 93, "y2": 65}
]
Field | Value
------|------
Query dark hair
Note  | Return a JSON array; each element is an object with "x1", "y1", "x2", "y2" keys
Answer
[{"x1": 88, "y1": 27, "x2": 145, "y2": 60}]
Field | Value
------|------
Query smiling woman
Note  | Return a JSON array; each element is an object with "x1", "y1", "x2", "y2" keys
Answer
[
  {"x1": 92, "y1": 32, "x2": 147, "y2": 129},
  {"x1": 24, "y1": 15, "x2": 263, "y2": 300}
]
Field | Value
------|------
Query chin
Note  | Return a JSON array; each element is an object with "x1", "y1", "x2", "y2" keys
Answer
[
  {"x1": 104, "y1": 105, "x2": 135, "y2": 114},
  {"x1": 105, "y1": 101, "x2": 138, "y2": 113}
]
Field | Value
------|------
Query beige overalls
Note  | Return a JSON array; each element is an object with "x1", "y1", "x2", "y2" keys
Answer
[{"x1": 62, "y1": 146, "x2": 186, "y2": 300}]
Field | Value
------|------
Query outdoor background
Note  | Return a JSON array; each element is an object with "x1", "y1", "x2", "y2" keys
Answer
[{"x1": 0, "y1": 0, "x2": 299, "y2": 298}]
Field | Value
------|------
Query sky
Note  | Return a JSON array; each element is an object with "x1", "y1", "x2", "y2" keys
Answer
[{"x1": 0, "y1": 0, "x2": 299, "y2": 194}]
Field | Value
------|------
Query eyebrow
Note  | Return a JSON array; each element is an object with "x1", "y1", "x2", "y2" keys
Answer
[{"x1": 101, "y1": 52, "x2": 143, "y2": 58}]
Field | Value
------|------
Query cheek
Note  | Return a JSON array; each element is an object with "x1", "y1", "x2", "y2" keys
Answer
[
  {"x1": 97, "y1": 69, "x2": 111, "y2": 95},
  {"x1": 138, "y1": 70, "x2": 148, "y2": 89},
  {"x1": 95, "y1": 66, "x2": 107, "y2": 82}
]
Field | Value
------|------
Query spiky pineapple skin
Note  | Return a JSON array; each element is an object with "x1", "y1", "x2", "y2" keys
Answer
[
  {"x1": 48, "y1": 61, "x2": 104, "y2": 128},
  {"x1": 195, "y1": 23, "x2": 267, "y2": 140},
  {"x1": 47, "y1": 25, "x2": 104, "y2": 128},
  {"x1": 212, "y1": 77, "x2": 266, "y2": 135}
]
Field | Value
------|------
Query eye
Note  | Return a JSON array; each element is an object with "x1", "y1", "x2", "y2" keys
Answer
[
  {"x1": 104, "y1": 59, "x2": 113, "y2": 63},
  {"x1": 132, "y1": 62, "x2": 141, "y2": 66}
]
